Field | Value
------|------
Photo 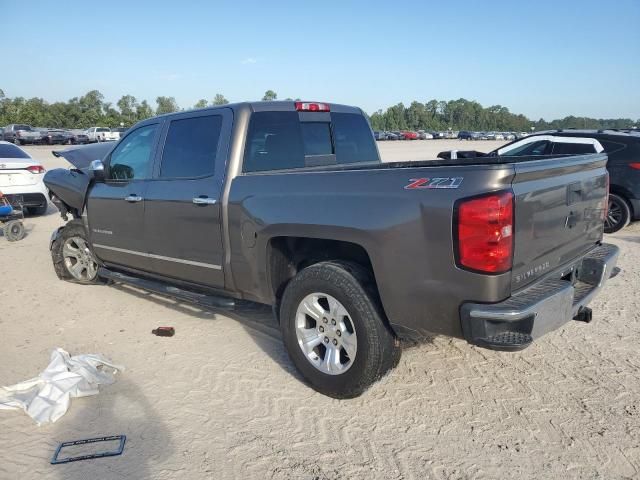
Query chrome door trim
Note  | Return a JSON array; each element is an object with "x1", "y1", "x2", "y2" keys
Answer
[{"x1": 93, "y1": 244, "x2": 222, "y2": 270}]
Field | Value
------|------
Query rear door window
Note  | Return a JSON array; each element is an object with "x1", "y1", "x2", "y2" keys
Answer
[
  {"x1": 160, "y1": 115, "x2": 223, "y2": 178},
  {"x1": 243, "y1": 112, "x2": 304, "y2": 172},
  {"x1": 551, "y1": 142, "x2": 596, "y2": 155}
]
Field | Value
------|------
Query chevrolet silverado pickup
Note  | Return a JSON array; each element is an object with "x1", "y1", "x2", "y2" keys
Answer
[{"x1": 43, "y1": 101, "x2": 619, "y2": 398}]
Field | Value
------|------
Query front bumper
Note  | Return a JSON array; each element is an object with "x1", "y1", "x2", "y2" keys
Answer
[{"x1": 460, "y1": 243, "x2": 619, "y2": 351}]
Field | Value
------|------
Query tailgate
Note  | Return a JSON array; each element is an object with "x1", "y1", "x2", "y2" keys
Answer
[{"x1": 511, "y1": 153, "x2": 608, "y2": 290}]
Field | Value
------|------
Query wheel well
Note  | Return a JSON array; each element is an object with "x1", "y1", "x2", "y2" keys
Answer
[{"x1": 267, "y1": 237, "x2": 376, "y2": 304}]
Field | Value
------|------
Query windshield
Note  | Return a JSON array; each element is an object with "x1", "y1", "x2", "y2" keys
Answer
[
  {"x1": 15, "y1": 125, "x2": 31, "y2": 131},
  {"x1": 0, "y1": 144, "x2": 31, "y2": 159}
]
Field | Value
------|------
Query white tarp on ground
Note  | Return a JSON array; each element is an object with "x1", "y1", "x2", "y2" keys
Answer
[{"x1": 0, "y1": 348, "x2": 123, "y2": 425}]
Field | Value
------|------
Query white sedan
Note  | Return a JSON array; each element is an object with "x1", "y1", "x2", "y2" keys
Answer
[{"x1": 0, "y1": 141, "x2": 49, "y2": 215}]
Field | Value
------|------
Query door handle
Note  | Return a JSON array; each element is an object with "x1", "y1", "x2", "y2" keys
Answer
[
  {"x1": 192, "y1": 196, "x2": 217, "y2": 205},
  {"x1": 124, "y1": 195, "x2": 143, "y2": 202}
]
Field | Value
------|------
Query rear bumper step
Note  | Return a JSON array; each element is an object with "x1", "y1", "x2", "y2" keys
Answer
[
  {"x1": 460, "y1": 243, "x2": 619, "y2": 351},
  {"x1": 98, "y1": 267, "x2": 235, "y2": 310}
]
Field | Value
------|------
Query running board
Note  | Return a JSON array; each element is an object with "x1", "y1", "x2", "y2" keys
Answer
[{"x1": 98, "y1": 267, "x2": 235, "y2": 310}]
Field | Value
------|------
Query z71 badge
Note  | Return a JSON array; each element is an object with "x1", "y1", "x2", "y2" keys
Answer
[{"x1": 404, "y1": 177, "x2": 464, "y2": 190}]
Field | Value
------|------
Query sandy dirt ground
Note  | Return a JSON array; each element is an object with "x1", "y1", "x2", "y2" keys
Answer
[{"x1": 0, "y1": 141, "x2": 638, "y2": 480}]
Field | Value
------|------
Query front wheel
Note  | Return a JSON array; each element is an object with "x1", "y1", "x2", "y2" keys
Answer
[
  {"x1": 51, "y1": 219, "x2": 101, "y2": 284},
  {"x1": 604, "y1": 193, "x2": 631, "y2": 234},
  {"x1": 280, "y1": 261, "x2": 399, "y2": 398}
]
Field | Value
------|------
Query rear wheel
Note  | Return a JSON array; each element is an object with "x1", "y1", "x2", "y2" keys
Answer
[
  {"x1": 280, "y1": 261, "x2": 399, "y2": 398},
  {"x1": 3, "y1": 220, "x2": 25, "y2": 242},
  {"x1": 604, "y1": 193, "x2": 631, "y2": 234},
  {"x1": 51, "y1": 219, "x2": 101, "y2": 284}
]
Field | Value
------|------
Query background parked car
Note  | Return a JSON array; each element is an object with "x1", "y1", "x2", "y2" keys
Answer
[
  {"x1": 111, "y1": 127, "x2": 128, "y2": 140},
  {"x1": 2, "y1": 124, "x2": 42, "y2": 145},
  {"x1": 458, "y1": 130, "x2": 479, "y2": 140},
  {"x1": 85, "y1": 127, "x2": 118, "y2": 143},
  {"x1": 510, "y1": 130, "x2": 640, "y2": 233},
  {"x1": 41, "y1": 129, "x2": 71, "y2": 145},
  {"x1": 400, "y1": 131, "x2": 418, "y2": 140},
  {"x1": 417, "y1": 131, "x2": 433, "y2": 140},
  {"x1": 373, "y1": 131, "x2": 386, "y2": 141},
  {"x1": 0, "y1": 141, "x2": 49, "y2": 215},
  {"x1": 67, "y1": 129, "x2": 90, "y2": 144},
  {"x1": 384, "y1": 131, "x2": 399, "y2": 140}
]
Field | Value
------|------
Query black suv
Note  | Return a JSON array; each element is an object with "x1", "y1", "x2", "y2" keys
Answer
[{"x1": 510, "y1": 130, "x2": 640, "y2": 233}]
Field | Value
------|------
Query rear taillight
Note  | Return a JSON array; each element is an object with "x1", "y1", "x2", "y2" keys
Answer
[
  {"x1": 295, "y1": 101, "x2": 330, "y2": 112},
  {"x1": 26, "y1": 165, "x2": 46, "y2": 174},
  {"x1": 455, "y1": 191, "x2": 514, "y2": 274},
  {"x1": 629, "y1": 162, "x2": 640, "y2": 170}
]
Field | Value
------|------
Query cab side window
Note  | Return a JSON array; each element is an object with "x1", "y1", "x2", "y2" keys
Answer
[{"x1": 108, "y1": 124, "x2": 158, "y2": 180}]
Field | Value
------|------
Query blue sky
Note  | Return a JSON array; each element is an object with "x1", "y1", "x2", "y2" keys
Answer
[{"x1": 1, "y1": 0, "x2": 638, "y2": 120}]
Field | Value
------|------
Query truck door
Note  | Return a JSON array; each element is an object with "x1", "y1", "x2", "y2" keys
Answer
[
  {"x1": 87, "y1": 122, "x2": 161, "y2": 272},
  {"x1": 143, "y1": 108, "x2": 232, "y2": 288}
]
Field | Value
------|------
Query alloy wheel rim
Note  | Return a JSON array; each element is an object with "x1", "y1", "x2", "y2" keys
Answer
[
  {"x1": 63, "y1": 236, "x2": 98, "y2": 281},
  {"x1": 295, "y1": 293, "x2": 357, "y2": 375},
  {"x1": 605, "y1": 200, "x2": 622, "y2": 229}
]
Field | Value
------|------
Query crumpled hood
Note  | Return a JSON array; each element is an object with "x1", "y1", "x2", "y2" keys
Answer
[{"x1": 52, "y1": 142, "x2": 113, "y2": 169}]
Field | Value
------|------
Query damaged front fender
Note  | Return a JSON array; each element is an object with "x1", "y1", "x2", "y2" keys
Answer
[{"x1": 45, "y1": 143, "x2": 113, "y2": 218}]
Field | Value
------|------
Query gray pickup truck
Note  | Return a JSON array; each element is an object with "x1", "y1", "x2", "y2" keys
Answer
[{"x1": 44, "y1": 101, "x2": 619, "y2": 398}]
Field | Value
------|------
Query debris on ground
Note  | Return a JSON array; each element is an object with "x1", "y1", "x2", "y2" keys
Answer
[
  {"x1": 0, "y1": 348, "x2": 124, "y2": 425},
  {"x1": 151, "y1": 327, "x2": 175, "y2": 337},
  {"x1": 51, "y1": 435, "x2": 127, "y2": 464}
]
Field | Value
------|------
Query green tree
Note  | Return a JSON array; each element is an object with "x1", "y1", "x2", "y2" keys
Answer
[
  {"x1": 117, "y1": 95, "x2": 139, "y2": 125},
  {"x1": 136, "y1": 100, "x2": 154, "y2": 122},
  {"x1": 155, "y1": 96, "x2": 179, "y2": 115},
  {"x1": 212, "y1": 94, "x2": 229, "y2": 105},
  {"x1": 262, "y1": 90, "x2": 277, "y2": 101},
  {"x1": 194, "y1": 99, "x2": 209, "y2": 109}
]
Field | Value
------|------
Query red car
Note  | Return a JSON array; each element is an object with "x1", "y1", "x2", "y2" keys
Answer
[{"x1": 401, "y1": 131, "x2": 418, "y2": 140}]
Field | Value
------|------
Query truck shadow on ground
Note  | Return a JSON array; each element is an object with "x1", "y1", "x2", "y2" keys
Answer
[
  {"x1": 109, "y1": 283, "x2": 305, "y2": 383},
  {"x1": 50, "y1": 376, "x2": 172, "y2": 480},
  {"x1": 107, "y1": 283, "x2": 435, "y2": 384}
]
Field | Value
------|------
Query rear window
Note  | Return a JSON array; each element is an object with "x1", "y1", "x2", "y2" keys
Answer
[
  {"x1": 15, "y1": 125, "x2": 31, "y2": 131},
  {"x1": 160, "y1": 115, "x2": 223, "y2": 178},
  {"x1": 243, "y1": 111, "x2": 378, "y2": 173},
  {"x1": 551, "y1": 142, "x2": 596, "y2": 155},
  {"x1": 331, "y1": 113, "x2": 379, "y2": 164},
  {"x1": 97, "y1": 128, "x2": 110, "y2": 132},
  {"x1": 0, "y1": 144, "x2": 30, "y2": 159},
  {"x1": 301, "y1": 123, "x2": 332, "y2": 156}
]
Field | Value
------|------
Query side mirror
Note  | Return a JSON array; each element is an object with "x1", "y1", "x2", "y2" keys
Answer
[{"x1": 90, "y1": 159, "x2": 105, "y2": 181}]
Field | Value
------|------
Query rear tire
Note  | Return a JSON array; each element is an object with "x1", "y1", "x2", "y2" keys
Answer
[
  {"x1": 51, "y1": 219, "x2": 101, "y2": 284},
  {"x1": 280, "y1": 261, "x2": 399, "y2": 398},
  {"x1": 604, "y1": 193, "x2": 631, "y2": 234},
  {"x1": 3, "y1": 220, "x2": 25, "y2": 242}
]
